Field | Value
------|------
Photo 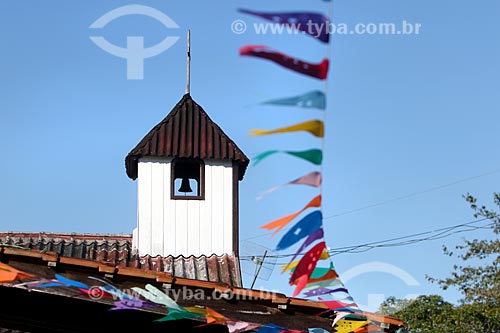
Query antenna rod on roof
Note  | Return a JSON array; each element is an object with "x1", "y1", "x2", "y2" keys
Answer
[{"x1": 185, "y1": 29, "x2": 191, "y2": 95}]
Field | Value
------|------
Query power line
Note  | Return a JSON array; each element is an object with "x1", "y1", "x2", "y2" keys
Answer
[
  {"x1": 240, "y1": 218, "x2": 492, "y2": 261},
  {"x1": 324, "y1": 168, "x2": 500, "y2": 220},
  {"x1": 241, "y1": 168, "x2": 500, "y2": 243}
]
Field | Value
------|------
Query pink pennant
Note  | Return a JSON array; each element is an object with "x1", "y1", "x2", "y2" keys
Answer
[
  {"x1": 227, "y1": 321, "x2": 262, "y2": 333},
  {"x1": 257, "y1": 172, "x2": 322, "y2": 201}
]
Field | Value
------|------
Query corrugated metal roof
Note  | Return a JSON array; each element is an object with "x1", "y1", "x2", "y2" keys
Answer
[
  {"x1": 125, "y1": 94, "x2": 250, "y2": 180},
  {"x1": 0, "y1": 232, "x2": 242, "y2": 288}
]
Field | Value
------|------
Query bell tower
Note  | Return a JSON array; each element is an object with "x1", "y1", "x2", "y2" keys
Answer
[
  {"x1": 125, "y1": 94, "x2": 249, "y2": 257},
  {"x1": 126, "y1": 31, "x2": 249, "y2": 258}
]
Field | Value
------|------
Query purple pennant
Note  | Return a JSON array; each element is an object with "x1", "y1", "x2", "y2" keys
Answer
[
  {"x1": 110, "y1": 299, "x2": 157, "y2": 311},
  {"x1": 284, "y1": 228, "x2": 324, "y2": 269},
  {"x1": 303, "y1": 287, "x2": 349, "y2": 297},
  {"x1": 238, "y1": 9, "x2": 330, "y2": 43}
]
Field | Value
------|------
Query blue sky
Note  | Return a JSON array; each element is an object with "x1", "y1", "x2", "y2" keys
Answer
[{"x1": 1, "y1": 0, "x2": 499, "y2": 312}]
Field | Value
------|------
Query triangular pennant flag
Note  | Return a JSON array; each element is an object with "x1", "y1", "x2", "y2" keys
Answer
[
  {"x1": 332, "y1": 312, "x2": 352, "y2": 327},
  {"x1": 304, "y1": 277, "x2": 344, "y2": 290},
  {"x1": 240, "y1": 45, "x2": 329, "y2": 80},
  {"x1": 88, "y1": 276, "x2": 136, "y2": 302},
  {"x1": 318, "y1": 299, "x2": 357, "y2": 311},
  {"x1": 131, "y1": 284, "x2": 184, "y2": 312},
  {"x1": 303, "y1": 287, "x2": 349, "y2": 298},
  {"x1": 250, "y1": 120, "x2": 324, "y2": 138},
  {"x1": 257, "y1": 171, "x2": 322, "y2": 200},
  {"x1": 255, "y1": 323, "x2": 287, "y2": 333},
  {"x1": 289, "y1": 241, "x2": 327, "y2": 296},
  {"x1": 36, "y1": 274, "x2": 96, "y2": 298},
  {"x1": 154, "y1": 309, "x2": 203, "y2": 322},
  {"x1": 281, "y1": 250, "x2": 329, "y2": 272},
  {"x1": 282, "y1": 228, "x2": 324, "y2": 272},
  {"x1": 261, "y1": 195, "x2": 321, "y2": 236},
  {"x1": 276, "y1": 211, "x2": 323, "y2": 251},
  {"x1": 238, "y1": 9, "x2": 330, "y2": 43},
  {"x1": 0, "y1": 262, "x2": 35, "y2": 283},
  {"x1": 308, "y1": 263, "x2": 336, "y2": 278},
  {"x1": 335, "y1": 320, "x2": 370, "y2": 333},
  {"x1": 227, "y1": 321, "x2": 262, "y2": 333},
  {"x1": 306, "y1": 269, "x2": 339, "y2": 284},
  {"x1": 110, "y1": 299, "x2": 156, "y2": 311},
  {"x1": 308, "y1": 329, "x2": 331, "y2": 333},
  {"x1": 289, "y1": 171, "x2": 322, "y2": 186},
  {"x1": 253, "y1": 149, "x2": 323, "y2": 166},
  {"x1": 261, "y1": 91, "x2": 326, "y2": 110}
]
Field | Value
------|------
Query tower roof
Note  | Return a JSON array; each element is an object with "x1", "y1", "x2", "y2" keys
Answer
[{"x1": 125, "y1": 94, "x2": 250, "y2": 180}]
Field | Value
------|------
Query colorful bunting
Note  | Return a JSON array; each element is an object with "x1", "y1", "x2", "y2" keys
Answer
[
  {"x1": 261, "y1": 90, "x2": 326, "y2": 110},
  {"x1": 307, "y1": 263, "x2": 336, "y2": 279},
  {"x1": 250, "y1": 120, "x2": 324, "y2": 138},
  {"x1": 110, "y1": 299, "x2": 156, "y2": 311},
  {"x1": 289, "y1": 171, "x2": 322, "y2": 186},
  {"x1": 227, "y1": 321, "x2": 262, "y2": 333},
  {"x1": 283, "y1": 228, "x2": 324, "y2": 272},
  {"x1": 309, "y1": 329, "x2": 330, "y2": 333},
  {"x1": 303, "y1": 287, "x2": 349, "y2": 298},
  {"x1": 332, "y1": 312, "x2": 353, "y2": 327},
  {"x1": 0, "y1": 262, "x2": 35, "y2": 283},
  {"x1": 237, "y1": 1, "x2": 365, "y2": 326},
  {"x1": 255, "y1": 323, "x2": 287, "y2": 333},
  {"x1": 131, "y1": 284, "x2": 184, "y2": 312},
  {"x1": 240, "y1": 45, "x2": 329, "y2": 80},
  {"x1": 276, "y1": 211, "x2": 323, "y2": 251},
  {"x1": 131, "y1": 284, "x2": 204, "y2": 322},
  {"x1": 282, "y1": 250, "x2": 330, "y2": 272},
  {"x1": 238, "y1": 9, "x2": 330, "y2": 43},
  {"x1": 253, "y1": 149, "x2": 323, "y2": 166},
  {"x1": 318, "y1": 299, "x2": 357, "y2": 311},
  {"x1": 261, "y1": 195, "x2": 321, "y2": 236},
  {"x1": 289, "y1": 241, "x2": 327, "y2": 296},
  {"x1": 257, "y1": 171, "x2": 322, "y2": 200},
  {"x1": 303, "y1": 277, "x2": 344, "y2": 291},
  {"x1": 334, "y1": 320, "x2": 370, "y2": 333}
]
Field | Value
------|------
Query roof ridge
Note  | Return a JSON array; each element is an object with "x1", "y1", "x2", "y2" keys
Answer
[{"x1": 125, "y1": 93, "x2": 249, "y2": 180}]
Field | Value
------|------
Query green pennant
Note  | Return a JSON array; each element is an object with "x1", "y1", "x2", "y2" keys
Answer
[{"x1": 253, "y1": 149, "x2": 322, "y2": 166}]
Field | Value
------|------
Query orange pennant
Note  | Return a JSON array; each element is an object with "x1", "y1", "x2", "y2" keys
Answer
[
  {"x1": 261, "y1": 195, "x2": 321, "y2": 236},
  {"x1": 0, "y1": 262, "x2": 35, "y2": 283}
]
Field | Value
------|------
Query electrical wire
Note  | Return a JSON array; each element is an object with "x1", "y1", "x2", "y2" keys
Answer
[
  {"x1": 241, "y1": 168, "x2": 500, "y2": 243},
  {"x1": 240, "y1": 217, "x2": 492, "y2": 261},
  {"x1": 323, "y1": 168, "x2": 500, "y2": 220}
]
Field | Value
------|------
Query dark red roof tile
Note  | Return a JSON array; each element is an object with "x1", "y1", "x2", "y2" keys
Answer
[
  {"x1": 0, "y1": 232, "x2": 242, "y2": 287},
  {"x1": 125, "y1": 94, "x2": 250, "y2": 180}
]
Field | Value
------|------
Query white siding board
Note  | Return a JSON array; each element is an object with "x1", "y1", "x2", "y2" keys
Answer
[
  {"x1": 210, "y1": 163, "x2": 224, "y2": 255},
  {"x1": 223, "y1": 165, "x2": 233, "y2": 254},
  {"x1": 135, "y1": 158, "x2": 235, "y2": 257},
  {"x1": 175, "y1": 200, "x2": 188, "y2": 255},
  {"x1": 150, "y1": 162, "x2": 164, "y2": 256},
  {"x1": 137, "y1": 162, "x2": 152, "y2": 255},
  {"x1": 187, "y1": 200, "x2": 201, "y2": 256},
  {"x1": 200, "y1": 164, "x2": 212, "y2": 255},
  {"x1": 163, "y1": 162, "x2": 175, "y2": 256}
]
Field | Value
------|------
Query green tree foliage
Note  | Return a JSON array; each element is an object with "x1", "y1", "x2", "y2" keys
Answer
[{"x1": 380, "y1": 193, "x2": 500, "y2": 332}]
